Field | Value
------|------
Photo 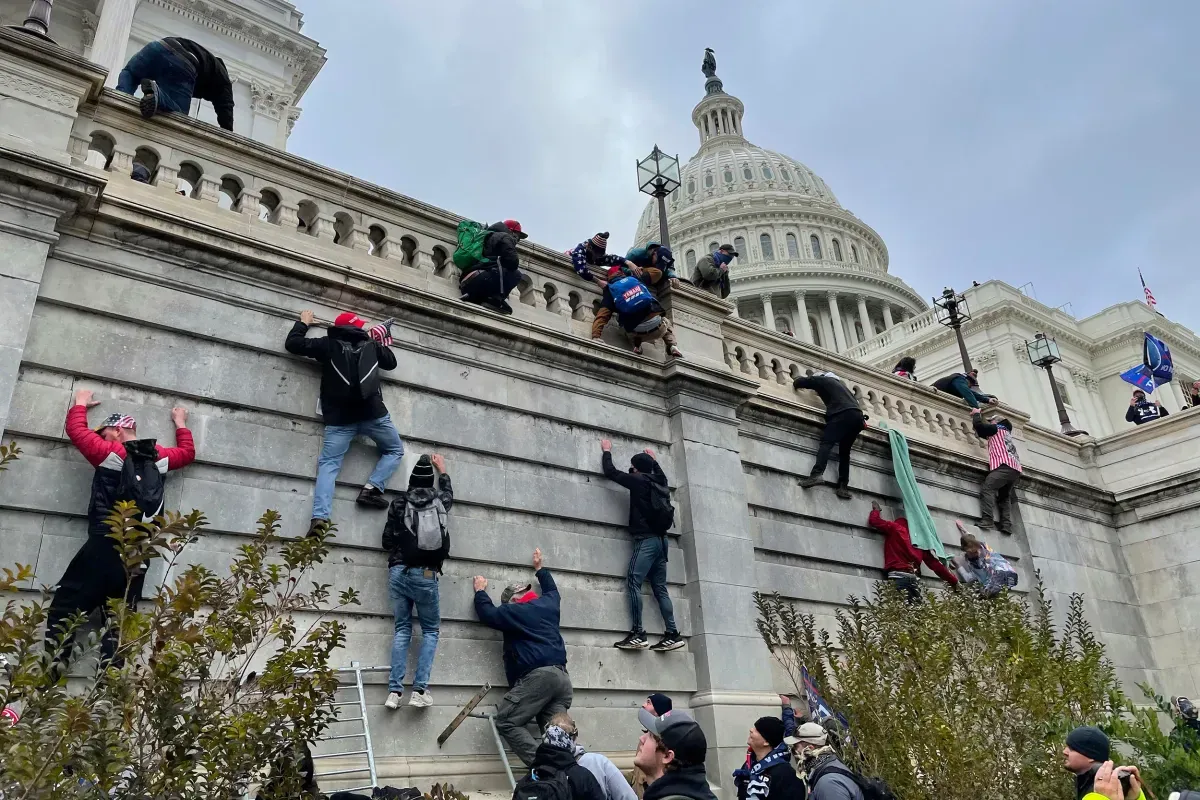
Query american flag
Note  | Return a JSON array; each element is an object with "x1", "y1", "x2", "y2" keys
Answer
[
  {"x1": 367, "y1": 317, "x2": 394, "y2": 347},
  {"x1": 1139, "y1": 268, "x2": 1158, "y2": 311}
]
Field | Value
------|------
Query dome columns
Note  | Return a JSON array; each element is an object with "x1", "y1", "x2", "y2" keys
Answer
[
  {"x1": 856, "y1": 295, "x2": 873, "y2": 342},
  {"x1": 882, "y1": 304, "x2": 895, "y2": 330},
  {"x1": 795, "y1": 291, "x2": 814, "y2": 345},
  {"x1": 826, "y1": 293, "x2": 849, "y2": 352}
]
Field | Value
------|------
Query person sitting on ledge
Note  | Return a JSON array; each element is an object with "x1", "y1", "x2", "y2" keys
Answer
[
  {"x1": 867, "y1": 501, "x2": 959, "y2": 602},
  {"x1": 690, "y1": 244, "x2": 736, "y2": 299},
  {"x1": 286, "y1": 310, "x2": 403, "y2": 537},
  {"x1": 932, "y1": 369, "x2": 997, "y2": 409},
  {"x1": 624, "y1": 242, "x2": 679, "y2": 294},
  {"x1": 892, "y1": 356, "x2": 918, "y2": 381},
  {"x1": 568, "y1": 232, "x2": 634, "y2": 288},
  {"x1": 1126, "y1": 388, "x2": 1169, "y2": 425},
  {"x1": 592, "y1": 266, "x2": 683, "y2": 358},
  {"x1": 460, "y1": 220, "x2": 526, "y2": 315},
  {"x1": 116, "y1": 38, "x2": 234, "y2": 131},
  {"x1": 793, "y1": 370, "x2": 866, "y2": 500}
]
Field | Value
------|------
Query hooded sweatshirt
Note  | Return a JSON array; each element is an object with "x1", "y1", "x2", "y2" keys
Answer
[
  {"x1": 600, "y1": 451, "x2": 671, "y2": 539},
  {"x1": 576, "y1": 746, "x2": 638, "y2": 800},
  {"x1": 382, "y1": 469, "x2": 455, "y2": 571},
  {"x1": 285, "y1": 321, "x2": 398, "y2": 425},
  {"x1": 530, "y1": 742, "x2": 606, "y2": 800},
  {"x1": 644, "y1": 764, "x2": 719, "y2": 800},
  {"x1": 162, "y1": 38, "x2": 234, "y2": 130},
  {"x1": 792, "y1": 374, "x2": 861, "y2": 419},
  {"x1": 1126, "y1": 397, "x2": 1168, "y2": 425},
  {"x1": 482, "y1": 221, "x2": 521, "y2": 273},
  {"x1": 867, "y1": 509, "x2": 958, "y2": 585}
]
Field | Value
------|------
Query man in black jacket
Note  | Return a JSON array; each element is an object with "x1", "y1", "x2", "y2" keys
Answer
[
  {"x1": 460, "y1": 220, "x2": 527, "y2": 314},
  {"x1": 736, "y1": 716, "x2": 806, "y2": 800},
  {"x1": 116, "y1": 37, "x2": 235, "y2": 131},
  {"x1": 793, "y1": 371, "x2": 866, "y2": 500},
  {"x1": 600, "y1": 440, "x2": 681, "y2": 652},
  {"x1": 527, "y1": 721, "x2": 607, "y2": 800},
  {"x1": 474, "y1": 548, "x2": 571, "y2": 766},
  {"x1": 1126, "y1": 389, "x2": 1169, "y2": 425},
  {"x1": 635, "y1": 709, "x2": 718, "y2": 800},
  {"x1": 382, "y1": 454, "x2": 452, "y2": 710},
  {"x1": 286, "y1": 310, "x2": 403, "y2": 536},
  {"x1": 1063, "y1": 725, "x2": 1111, "y2": 799}
]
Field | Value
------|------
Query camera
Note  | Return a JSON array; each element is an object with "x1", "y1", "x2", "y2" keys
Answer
[{"x1": 1115, "y1": 769, "x2": 1133, "y2": 795}]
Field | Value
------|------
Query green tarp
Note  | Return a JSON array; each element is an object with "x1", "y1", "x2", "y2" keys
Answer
[{"x1": 880, "y1": 423, "x2": 947, "y2": 559}]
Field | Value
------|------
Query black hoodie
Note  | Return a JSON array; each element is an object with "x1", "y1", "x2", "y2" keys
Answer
[
  {"x1": 600, "y1": 452, "x2": 670, "y2": 540},
  {"x1": 163, "y1": 37, "x2": 235, "y2": 131},
  {"x1": 530, "y1": 743, "x2": 606, "y2": 800},
  {"x1": 482, "y1": 221, "x2": 521, "y2": 273},
  {"x1": 285, "y1": 322, "x2": 398, "y2": 425},
  {"x1": 644, "y1": 764, "x2": 719, "y2": 800},
  {"x1": 1076, "y1": 764, "x2": 1099, "y2": 800},
  {"x1": 792, "y1": 375, "x2": 861, "y2": 419}
]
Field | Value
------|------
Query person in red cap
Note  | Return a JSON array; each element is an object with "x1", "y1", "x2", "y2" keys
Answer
[
  {"x1": 592, "y1": 266, "x2": 683, "y2": 358},
  {"x1": 460, "y1": 219, "x2": 527, "y2": 315},
  {"x1": 286, "y1": 309, "x2": 403, "y2": 536}
]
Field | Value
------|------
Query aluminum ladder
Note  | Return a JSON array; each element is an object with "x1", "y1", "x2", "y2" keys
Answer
[{"x1": 311, "y1": 661, "x2": 386, "y2": 793}]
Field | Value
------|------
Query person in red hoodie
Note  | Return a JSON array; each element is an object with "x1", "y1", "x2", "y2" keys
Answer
[
  {"x1": 44, "y1": 389, "x2": 195, "y2": 671},
  {"x1": 867, "y1": 500, "x2": 957, "y2": 602}
]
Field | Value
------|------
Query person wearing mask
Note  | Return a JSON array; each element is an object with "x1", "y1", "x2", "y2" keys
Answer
[
  {"x1": 624, "y1": 243, "x2": 678, "y2": 295},
  {"x1": 45, "y1": 390, "x2": 196, "y2": 670},
  {"x1": 382, "y1": 454, "x2": 453, "y2": 710},
  {"x1": 787, "y1": 723, "x2": 862, "y2": 800},
  {"x1": 733, "y1": 696, "x2": 797, "y2": 786},
  {"x1": 600, "y1": 440, "x2": 682, "y2": 652},
  {"x1": 541, "y1": 713, "x2": 637, "y2": 800},
  {"x1": 592, "y1": 266, "x2": 684, "y2": 358},
  {"x1": 568, "y1": 232, "x2": 634, "y2": 288},
  {"x1": 634, "y1": 709, "x2": 718, "y2": 800},
  {"x1": 793, "y1": 371, "x2": 866, "y2": 500},
  {"x1": 473, "y1": 549, "x2": 571, "y2": 767},
  {"x1": 116, "y1": 38, "x2": 235, "y2": 131},
  {"x1": 735, "y1": 715, "x2": 806, "y2": 800},
  {"x1": 891, "y1": 357, "x2": 917, "y2": 382},
  {"x1": 951, "y1": 523, "x2": 1017, "y2": 597},
  {"x1": 690, "y1": 244, "x2": 737, "y2": 298},
  {"x1": 286, "y1": 310, "x2": 403, "y2": 536},
  {"x1": 866, "y1": 501, "x2": 958, "y2": 602},
  {"x1": 521, "y1": 719, "x2": 607, "y2": 800},
  {"x1": 932, "y1": 369, "x2": 997, "y2": 409},
  {"x1": 971, "y1": 409, "x2": 1022, "y2": 534},
  {"x1": 460, "y1": 219, "x2": 528, "y2": 315},
  {"x1": 1126, "y1": 389, "x2": 1169, "y2": 425},
  {"x1": 1170, "y1": 696, "x2": 1200, "y2": 751}
]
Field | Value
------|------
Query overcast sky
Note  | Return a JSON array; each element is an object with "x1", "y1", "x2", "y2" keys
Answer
[{"x1": 288, "y1": 0, "x2": 1199, "y2": 331}]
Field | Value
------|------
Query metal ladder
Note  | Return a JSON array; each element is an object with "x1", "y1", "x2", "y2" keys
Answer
[
  {"x1": 311, "y1": 661, "x2": 386, "y2": 793},
  {"x1": 436, "y1": 682, "x2": 517, "y2": 790}
]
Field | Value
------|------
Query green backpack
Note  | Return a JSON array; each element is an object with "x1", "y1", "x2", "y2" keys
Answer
[{"x1": 453, "y1": 220, "x2": 489, "y2": 270}]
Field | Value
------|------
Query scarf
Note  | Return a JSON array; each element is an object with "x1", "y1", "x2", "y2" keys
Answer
[
  {"x1": 749, "y1": 742, "x2": 790, "y2": 776},
  {"x1": 799, "y1": 745, "x2": 839, "y2": 780}
]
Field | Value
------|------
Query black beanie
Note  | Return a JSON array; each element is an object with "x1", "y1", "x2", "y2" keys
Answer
[
  {"x1": 630, "y1": 453, "x2": 656, "y2": 473},
  {"x1": 1066, "y1": 726, "x2": 1110, "y2": 762},
  {"x1": 754, "y1": 716, "x2": 785, "y2": 748},
  {"x1": 647, "y1": 693, "x2": 673, "y2": 716},
  {"x1": 409, "y1": 455, "x2": 435, "y2": 489}
]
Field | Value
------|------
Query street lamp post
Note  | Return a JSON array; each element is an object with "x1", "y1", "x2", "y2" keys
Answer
[
  {"x1": 1025, "y1": 332, "x2": 1088, "y2": 437},
  {"x1": 637, "y1": 145, "x2": 681, "y2": 249},
  {"x1": 933, "y1": 287, "x2": 973, "y2": 373},
  {"x1": 8, "y1": 0, "x2": 55, "y2": 40}
]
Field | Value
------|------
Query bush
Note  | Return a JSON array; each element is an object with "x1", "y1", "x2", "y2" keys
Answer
[
  {"x1": 0, "y1": 439, "x2": 360, "y2": 800},
  {"x1": 755, "y1": 580, "x2": 1124, "y2": 800},
  {"x1": 1109, "y1": 684, "x2": 1200, "y2": 796}
]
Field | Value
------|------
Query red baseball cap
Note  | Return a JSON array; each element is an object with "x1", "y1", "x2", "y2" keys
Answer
[
  {"x1": 503, "y1": 219, "x2": 529, "y2": 240},
  {"x1": 334, "y1": 312, "x2": 366, "y2": 328},
  {"x1": 607, "y1": 265, "x2": 624, "y2": 280}
]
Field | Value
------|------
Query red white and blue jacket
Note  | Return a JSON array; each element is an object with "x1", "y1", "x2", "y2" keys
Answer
[
  {"x1": 65, "y1": 405, "x2": 196, "y2": 536},
  {"x1": 567, "y1": 241, "x2": 625, "y2": 283}
]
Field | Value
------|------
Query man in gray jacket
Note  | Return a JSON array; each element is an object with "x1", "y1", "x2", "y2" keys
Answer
[{"x1": 787, "y1": 723, "x2": 863, "y2": 800}]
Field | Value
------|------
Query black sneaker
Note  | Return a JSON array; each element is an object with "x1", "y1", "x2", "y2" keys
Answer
[
  {"x1": 797, "y1": 474, "x2": 823, "y2": 489},
  {"x1": 482, "y1": 297, "x2": 514, "y2": 315},
  {"x1": 650, "y1": 633, "x2": 685, "y2": 652},
  {"x1": 834, "y1": 485, "x2": 852, "y2": 500},
  {"x1": 614, "y1": 632, "x2": 649, "y2": 650},
  {"x1": 356, "y1": 485, "x2": 389, "y2": 509},
  {"x1": 138, "y1": 79, "x2": 159, "y2": 119}
]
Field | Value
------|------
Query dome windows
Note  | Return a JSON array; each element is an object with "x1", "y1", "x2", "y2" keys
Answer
[
  {"x1": 832, "y1": 238, "x2": 843, "y2": 261},
  {"x1": 686, "y1": 249, "x2": 697, "y2": 268},
  {"x1": 851, "y1": 244, "x2": 860, "y2": 263},
  {"x1": 734, "y1": 236, "x2": 746, "y2": 259},
  {"x1": 708, "y1": 241, "x2": 720, "y2": 254},
  {"x1": 743, "y1": 166, "x2": 753, "y2": 180},
  {"x1": 724, "y1": 169, "x2": 734, "y2": 184},
  {"x1": 687, "y1": 178, "x2": 696, "y2": 195},
  {"x1": 780, "y1": 167, "x2": 791, "y2": 181},
  {"x1": 762, "y1": 165, "x2": 774, "y2": 180},
  {"x1": 760, "y1": 233, "x2": 774, "y2": 260},
  {"x1": 810, "y1": 234, "x2": 822, "y2": 259},
  {"x1": 705, "y1": 173, "x2": 714, "y2": 188},
  {"x1": 786, "y1": 233, "x2": 799, "y2": 259}
]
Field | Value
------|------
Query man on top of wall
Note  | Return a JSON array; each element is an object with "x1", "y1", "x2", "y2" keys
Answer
[
  {"x1": 116, "y1": 38, "x2": 235, "y2": 131},
  {"x1": 1126, "y1": 388, "x2": 1169, "y2": 425}
]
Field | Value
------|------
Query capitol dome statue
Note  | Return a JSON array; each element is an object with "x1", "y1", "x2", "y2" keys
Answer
[{"x1": 636, "y1": 52, "x2": 927, "y2": 353}]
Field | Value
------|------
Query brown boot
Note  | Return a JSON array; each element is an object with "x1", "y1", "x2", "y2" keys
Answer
[
  {"x1": 797, "y1": 474, "x2": 823, "y2": 489},
  {"x1": 306, "y1": 518, "x2": 330, "y2": 538},
  {"x1": 835, "y1": 484, "x2": 852, "y2": 500}
]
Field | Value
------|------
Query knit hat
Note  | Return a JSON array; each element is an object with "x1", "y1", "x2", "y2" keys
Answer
[
  {"x1": 630, "y1": 453, "x2": 656, "y2": 473},
  {"x1": 94, "y1": 413, "x2": 136, "y2": 434},
  {"x1": 501, "y1": 582, "x2": 535, "y2": 604},
  {"x1": 590, "y1": 232, "x2": 610, "y2": 251},
  {"x1": 784, "y1": 722, "x2": 828, "y2": 748},
  {"x1": 1065, "y1": 726, "x2": 1110, "y2": 763},
  {"x1": 646, "y1": 693, "x2": 673, "y2": 716},
  {"x1": 334, "y1": 312, "x2": 366, "y2": 329},
  {"x1": 543, "y1": 725, "x2": 575, "y2": 750},
  {"x1": 754, "y1": 716, "x2": 786, "y2": 748},
  {"x1": 409, "y1": 455, "x2": 435, "y2": 489},
  {"x1": 503, "y1": 219, "x2": 528, "y2": 239}
]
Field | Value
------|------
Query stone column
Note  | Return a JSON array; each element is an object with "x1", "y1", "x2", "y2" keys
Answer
[
  {"x1": 826, "y1": 292, "x2": 847, "y2": 352},
  {"x1": 794, "y1": 291, "x2": 814, "y2": 344},
  {"x1": 856, "y1": 295, "x2": 873, "y2": 340},
  {"x1": 882, "y1": 304, "x2": 895, "y2": 330},
  {"x1": 91, "y1": 0, "x2": 141, "y2": 88},
  {"x1": 761, "y1": 294, "x2": 776, "y2": 331}
]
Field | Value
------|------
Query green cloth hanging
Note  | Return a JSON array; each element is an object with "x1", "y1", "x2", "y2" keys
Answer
[{"x1": 879, "y1": 422, "x2": 946, "y2": 560}]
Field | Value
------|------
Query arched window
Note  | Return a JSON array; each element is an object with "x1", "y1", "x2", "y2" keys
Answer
[
  {"x1": 686, "y1": 179, "x2": 696, "y2": 194},
  {"x1": 851, "y1": 244, "x2": 860, "y2": 263},
  {"x1": 686, "y1": 249, "x2": 696, "y2": 268},
  {"x1": 705, "y1": 173, "x2": 714, "y2": 188},
  {"x1": 86, "y1": 131, "x2": 115, "y2": 170},
  {"x1": 177, "y1": 162, "x2": 203, "y2": 199},
  {"x1": 809, "y1": 317, "x2": 822, "y2": 348},
  {"x1": 743, "y1": 166, "x2": 753, "y2": 180},
  {"x1": 734, "y1": 236, "x2": 746, "y2": 258},
  {"x1": 333, "y1": 212, "x2": 354, "y2": 246},
  {"x1": 809, "y1": 234, "x2": 822, "y2": 259},
  {"x1": 296, "y1": 200, "x2": 319, "y2": 235},
  {"x1": 671, "y1": 188, "x2": 679, "y2": 201},
  {"x1": 780, "y1": 167, "x2": 791, "y2": 181},
  {"x1": 775, "y1": 318, "x2": 792, "y2": 335},
  {"x1": 760, "y1": 234, "x2": 774, "y2": 260},
  {"x1": 367, "y1": 225, "x2": 387, "y2": 256},
  {"x1": 724, "y1": 169, "x2": 733, "y2": 184},
  {"x1": 832, "y1": 239, "x2": 843, "y2": 261},
  {"x1": 855, "y1": 321, "x2": 864, "y2": 342},
  {"x1": 762, "y1": 165, "x2": 774, "y2": 180},
  {"x1": 258, "y1": 189, "x2": 281, "y2": 223},
  {"x1": 217, "y1": 176, "x2": 243, "y2": 211},
  {"x1": 786, "y1": 233, "x2": 799, "y2": 259},
  {"x1": 708, "y1": 241, "x2": 720, "y2": 254}
]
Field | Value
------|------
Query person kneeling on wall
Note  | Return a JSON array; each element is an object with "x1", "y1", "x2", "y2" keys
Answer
[{"x1": 592, "y1": 267, "x2": 683, "y2": 359}]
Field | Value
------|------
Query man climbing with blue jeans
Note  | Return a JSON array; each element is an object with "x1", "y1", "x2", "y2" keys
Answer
[
  {"x1": 600, "y1": 440, "x2": 682, "y2": 652},
  {"x1": 932, "y1": 369, "x2": 998, "y2": 409},
  {"x1": 286, "y1": 310, "x2": 403, "y2": 536},
  {"x1": 116, "y1": 38, "x2": 235, "y2": 131},
  {"x1": 382, "y1": 454, "x2": 453, "y2": 709}
]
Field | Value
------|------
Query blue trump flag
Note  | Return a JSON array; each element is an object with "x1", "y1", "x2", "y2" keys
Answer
[
  {"x1": 1121, "y1": 364, "x2": 1157, "y2": 394},
  {"x1": 1144, "y1": 333, "x2": 1174, "y2": 383}
]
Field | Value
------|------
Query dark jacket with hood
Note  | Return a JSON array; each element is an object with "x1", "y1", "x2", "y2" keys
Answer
[
  {"x1": 1075, "y1": 764, "x2": 1100, "y2": 800},
  {"x1": 792, "y1": 375, "x2": 861, "y2": 419},
  {"x1": 475, "y1": 568, "x2": 567, "y2": 686},
  {"x1": 1126, "y1": 398, "x2": 1168, "y2": 425},
  {"x1": 530, "y1": 743, "x2": 606, "y2": 800},
  {"x1": 483, "y1": 221, "x2": 521, "y2": 273},
  {"x1": 163, "y1": 37, "x2": 235, "y2": 131},
  {"x1": 644, "y1": 764, "x2": 719, "y2": 800},
  {"x1": 285, "y1": 321, "x2": 398, "y2": 426},
  {"x1": 735, "y1": 744, "x2": 806, "y2": 800},
  {"x1": 601, "y1": 452, "x2": 670, "y2": 540},
  {"x1": 382, "y1": 471, "x2": 454, "y2": 571}
]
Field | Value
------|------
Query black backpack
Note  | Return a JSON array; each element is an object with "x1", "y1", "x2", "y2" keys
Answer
[
  {"x1": 511, "y1": 764, "x2": 572, "y2": 800},
  {"x1": 116, "y1": 439, "x2": 166, "y2": 522},
  {"x1": 647, "y1": 479, "x2": 675, "y2": 532},
  {"x1": 810, "y1": 764, "x2": 896, "y2": 800},
  {"x1": 331, "y1": 339, "x2": 382, "y2": 400}
]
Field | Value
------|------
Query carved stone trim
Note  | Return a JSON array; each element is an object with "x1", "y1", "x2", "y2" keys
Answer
[{"x1": 0, "y1": 72, "x2": 77, "y2": 111}]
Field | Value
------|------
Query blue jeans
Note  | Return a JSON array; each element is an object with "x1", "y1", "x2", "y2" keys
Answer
[
  {"x1": 949, "y1": 376, "x2": 991, "y2": 409},
  {"x1": 115, "y1": 41, "x2": 195, "y2": 115},
  {"x1": 388, "y1": 566, "x2": 441, "y2": 692},
  {"x1": 312, "y1": 414, "x2": 404, "y2": 520},
  {"x1": 626, "y1": 536, "x2": 676, "y2": 635}
]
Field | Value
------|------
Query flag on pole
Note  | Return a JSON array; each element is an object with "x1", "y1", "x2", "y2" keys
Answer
[
  {"x1": 1143, "y1": 333, "x2": 1174, "y2": 383},
  {"x1": 1139, "y1": 269, "x2": 1160, "y2": 313},
  {"x1": 1120, "y1": 364, "x2": 1157, "y2": 394}
]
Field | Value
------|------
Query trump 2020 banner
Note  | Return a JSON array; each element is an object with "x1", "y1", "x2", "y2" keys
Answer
[{"x1": 1144, "y1": 333, "x2": 1174, "y2": 383}]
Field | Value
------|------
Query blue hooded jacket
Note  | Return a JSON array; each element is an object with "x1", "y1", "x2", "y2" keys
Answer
[{"x1": 475, "y1": 568, "x2": 568, "y2": 686}]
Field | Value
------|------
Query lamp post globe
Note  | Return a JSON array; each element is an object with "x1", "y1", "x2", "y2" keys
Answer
[
  {"x1": 934, "y1": 287, "x2": 973, "y2": 373},
  {"x1": 637, "y1": 145, "x2": 681, "y2": 249}
]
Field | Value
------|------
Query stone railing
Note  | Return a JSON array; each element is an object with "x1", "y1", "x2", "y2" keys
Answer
[{"x1": 844, "y1": 307, "x2": 939, "y2": 361}]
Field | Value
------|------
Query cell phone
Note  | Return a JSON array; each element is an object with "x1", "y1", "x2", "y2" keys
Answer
[{"x1": 1115, "y1": 769, "x2": 1132, "y2": 794}]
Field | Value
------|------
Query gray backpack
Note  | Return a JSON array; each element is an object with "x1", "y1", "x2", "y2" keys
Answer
[{"x1": 400, "y1": 495, "x2": 449, "y2": 564}]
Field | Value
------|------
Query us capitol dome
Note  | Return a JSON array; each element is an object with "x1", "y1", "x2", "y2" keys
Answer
[{"x1": 636, "y1": 53, "x2": 927, "y2": 352}]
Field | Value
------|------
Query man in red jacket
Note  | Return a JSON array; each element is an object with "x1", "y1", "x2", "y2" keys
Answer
[
  {"x1": 44, "y1": 389, "x2": 195, "y2": 671},
  {"x1": 867, "y1": 501, "x2": 957, "y2": 602}
]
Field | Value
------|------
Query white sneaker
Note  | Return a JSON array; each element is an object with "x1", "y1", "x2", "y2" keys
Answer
[
  {"x1": 384, "y1": 691, "x2": 402, "y2": 710},
  {"x1": 408, "y1": 690, "x2": 433, "y2": 708}
]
